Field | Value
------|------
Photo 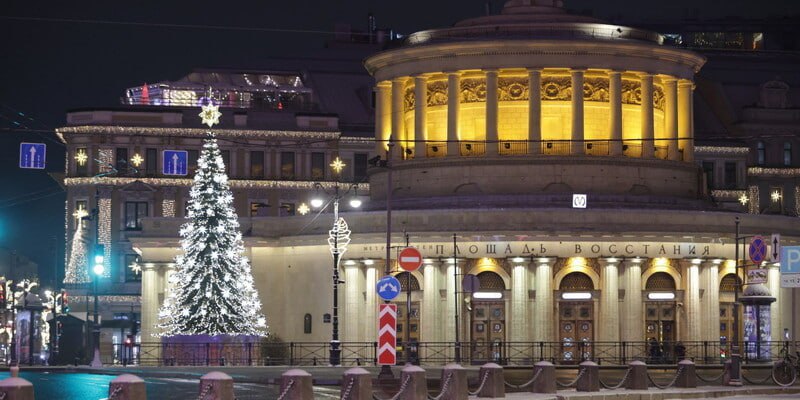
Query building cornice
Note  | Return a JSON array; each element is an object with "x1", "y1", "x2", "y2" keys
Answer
[
  {"x1": 64, "y1": 177, "x2": 369, "y2": 191},
  {"x1": 56, "y1": 125, "x2": 342, "y2": 142},
  {"x1": 748, "y1": 167, "x2": 800, "y2": 177}
]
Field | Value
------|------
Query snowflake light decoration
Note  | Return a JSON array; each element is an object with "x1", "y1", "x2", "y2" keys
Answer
[
  {"x1": 199, "y1": 103, "x2": 222, "y2": 128},
  {"x1": 75, "y1": 150, "x2": 88, "y2": 166},
  {"x1": 130, "y1": 153, "x2": 144, "y2": 167}
]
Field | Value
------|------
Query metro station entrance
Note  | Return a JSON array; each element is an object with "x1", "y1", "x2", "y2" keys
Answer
[
  {"x1": 470, "y1": 301, "x2": 505, "y2": 363},
  {"x1": 394, "y1": 272, "x2": 420, "y2": 364},
  {"x1": 558, "y1": 272, "x2": 595, "y2": 363}
]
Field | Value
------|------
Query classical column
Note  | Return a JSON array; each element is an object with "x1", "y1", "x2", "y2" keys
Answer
[
  {"x1": 608, "y1": 71, "x2": 623, "y2": 156},
  {"x1": 678, "y1": 80, "x2": 693, "y2": 162},
  {"x1": 375, "y1": 81, "x2": 392, "y2": 157},
  {"x1": 446, "y1": 72, "x2": 461, "y2": 157},
  {"x1": 599, "y1": 259, "x2": 620, "y2": 343},
  {"x1": 364, "y1": 262, "x2": 379, "y2": 343},
  {"x1": 527, "y1": 69, "x2": 542, "y2": 155},
  {"x1": 413, "y1": 75, "x2": 428, "y2": 159},
  {"x1": 445, "y1": 260, "x2": 464, "y2": 357},
  {"x1": 701, "y1": 261, "x2": 720, "y2": 342},
  {"x1": 570, "y1": 69, "x2": 585, "y2": 155},
  {"x1": 510, "y1": 259, "x2": 529, "y2": 343},
  {"x1": 140, "y1": 264, "x2": 160, "y2": 353},
  {"x1": 485, "y1": 69, "x2": 499, "y2": 156},
  {"x1": 422, "y1": 260, "x2": 442, "y2": 342},
  {"x1": 391, "y1": 77, "x2": 406, "y2": 160},
  {"x1": 640, "y1": 73, "x2": 655, "y2": 158},
  {"x1": 532, "y1": 257, "x2": 555, "y2": 342},
  {"x1": 685, "y1": 260, "x2": 701, "y2": 342},
  {"x1": 620, "y1": 259, "x2": 644, "y2": 342},
  {"x1": 343, "y1": 261, "x2": 364, "y2": 342},
  {"x1": 664, "y1": 77, "x2": 679, "y2": 161}
]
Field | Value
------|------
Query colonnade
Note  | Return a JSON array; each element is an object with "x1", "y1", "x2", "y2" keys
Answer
[
  {"x1": 375, "y1": 69, "x2": 695, "y2": 162},
  {"x1": 334, "y1": 257, "x2": 788, "y2": 345}
]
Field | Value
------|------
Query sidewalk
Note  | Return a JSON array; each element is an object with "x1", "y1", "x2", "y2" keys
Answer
[{"x1": 501, "y1": 386, "x2": 800, "y2": 399}]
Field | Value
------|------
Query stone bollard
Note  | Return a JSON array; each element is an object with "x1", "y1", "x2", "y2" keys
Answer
[
  {"x1": 0, "y1": 375, "x2": 35, "y2": 400},
  {"x1": 722, "y1": 359, "x2": 734, "y2": 385},
  {"x1": 626, "y1": 360, "x2": 648, "y2": 390},
  {"x1": 399, "y1": 364, "x2": 427, "y2": 400},
  {"x1": 10, "y1": 367, "x2": 19, "y2": 378},
  {"x1": 108, "y1": 374, "x2": 146, "y2": 400},
  {"x1": 199, "y1": 371, "x2": 235, "y2": 400},
  {"x1": 477, "y1": 363, "x2": 504, "y2": 398},
  {"x1": 341, "y1": 367, "x2": 372, "y2": 400},
  {"x1": 531, "y1": 361, "x2": 556, "y2": 394},
  {"x1": 280, "y1": 369, "x2": 314, "y2": 400},
  {"x1": 675, "y1": 359, "x2": 697, "y2": 388},
  {"x1": 576, "y1": 360, "x2": 599, "y2": 392},
  {"x1": 439, "y1": 363, "x2": 467, "y2": 400}
]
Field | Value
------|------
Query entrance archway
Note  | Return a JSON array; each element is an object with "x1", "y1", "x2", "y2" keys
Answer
[
  {"x1": 644, "y1": 271, "x2": 677, "y2": 362},
  {"x1": 719, "y1": 273, "x2": 742, "y2": 360},
  {"x1": 393, "y1": 271, "x2": 421, "y2": 363},
  {"x1": 558, "y1": 271, "x2": 595, "y2": 363},
  {"x1": 469, "y1": 271, "x2": 507, "y2": 363}
]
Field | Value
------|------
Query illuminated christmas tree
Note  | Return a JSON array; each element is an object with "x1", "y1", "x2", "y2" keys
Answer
[
  {"x1": 157, "y1": 101, "x2": 267, "y2": 337},
  {"x1": 64, "y1": 227, "x2": 90, "y2": 284}
]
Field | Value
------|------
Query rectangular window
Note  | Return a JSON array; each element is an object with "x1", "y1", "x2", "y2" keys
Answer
[
  {"x1": 145, "y1": 148, "x2": 157, "y2": 176},
  {"x1": 250, "y1": 201, "x2": 269, "y2": 217},
  {"x1": 116, "y1": 148, "x2": 129, "y2": 172},
  {"x1": 281, "y1": 152, "x2": 295, "y2": 179},
  {"x1": 724, "y1": 162, "x2": 737, "y2": 189},
  {"x1": 354, "y1": 153, "x2": 368, "y2": 182},
  {"x1": 702, "y1": 161, "x2": 715, "y2": 190},
  {"x1": 188, "y1": 150, "x2": 200, "y2": 175},
  {"x1": 311, "y1": 152, "x2": 325, "y2": 180},
  {"x1": 250, "y1": 151, "x2": 264, "y2": 178},
  {"x1": 75, "y1": 147, "x2": 89, "y2": 176},
  {"x1": 280, "y1": 202, "x2": 295, "y2": 217},
  {"x1": 124, "y1": 201, "x2": 148, "y2": 230},
  {"x1": 221, "y1": 150, "x2": 231, "y2": 174},
  {"x1": 124, "y1": 254, "x2": 141, "y2": 282}
]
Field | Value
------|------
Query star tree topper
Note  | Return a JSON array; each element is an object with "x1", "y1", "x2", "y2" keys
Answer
[{"x1": 199, "y1": 102, "x2": 222, "y2": 128}]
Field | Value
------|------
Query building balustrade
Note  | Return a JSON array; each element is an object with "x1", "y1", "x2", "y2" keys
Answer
[
  {"x1": 404, "y1": 139, "x2": 682, "y2": 160},
  {"x1": 460, "y1": 141, "x2": 486, "y2": 157}
]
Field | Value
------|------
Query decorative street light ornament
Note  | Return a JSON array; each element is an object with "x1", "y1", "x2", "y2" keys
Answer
[
  {"x1": 198, "y1": 102, "x2": 222, "y2": 128},
  {"x1": 330, "y1": 157, "x2": 346, "y2": 174},
  {"x1": 328, "y1": 217, "x2": 351, "y2": 259}
]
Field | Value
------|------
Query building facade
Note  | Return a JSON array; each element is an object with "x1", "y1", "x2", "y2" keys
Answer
[{"x1": 60, "y1": 1, "x2": 800, "y2": 364}]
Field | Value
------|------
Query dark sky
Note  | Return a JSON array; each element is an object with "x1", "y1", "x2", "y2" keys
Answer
[{"x1": 1, "y1": 0, "x2": 798, "y2": 287}]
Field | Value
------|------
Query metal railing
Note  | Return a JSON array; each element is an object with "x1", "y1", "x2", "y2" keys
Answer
[
  {"x1": 425, "y1": 142, "x2": 447, "y2": 158},
  {"x1": 112, "y1": 340, "x2": 798, "y2": 367},
  {"x1": 541, "y1": 141, "x2": 571, "y2": 155},
  {"x1": 585, "y1": 141, "x2": 610, "y2": 156},
  {"x1": 460, "y1": 141, "x2": 486, "y2": 156},
  {"x1": 499, "y1": 140, "x2": 528, "y2": 155}
]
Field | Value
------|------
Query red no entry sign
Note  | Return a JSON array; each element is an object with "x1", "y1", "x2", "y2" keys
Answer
[
  {"x1": 378, "y1": 304, "x2": 397, "y2": 366},
  {"x1": 398, "y1": 247, "x2": 423, "y2": 272}
]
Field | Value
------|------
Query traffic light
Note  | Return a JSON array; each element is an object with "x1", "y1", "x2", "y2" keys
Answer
[
  {"x1": 92, "y1": 244, "x2": 105, "y2": 276},
  {"x1": 61, "y1": 289, "x2": 70, "y2": 314},
  {"x1": 0, "y1": 279, "x2": 5, "y2": 309}
]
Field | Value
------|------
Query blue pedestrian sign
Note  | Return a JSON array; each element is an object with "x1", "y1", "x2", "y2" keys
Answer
[
  {"x1": 163, "y1": 150, "x2": 188, "y2": 176},
  {"x1": 19, "y1": 143, "x2": 46, "y2": 169},
  {"x1": 781, "y1": 246, "x2": 800, "y2": 274},
  {"x1": 376, "y1": 275, "x2": 401, "y2": 301}
]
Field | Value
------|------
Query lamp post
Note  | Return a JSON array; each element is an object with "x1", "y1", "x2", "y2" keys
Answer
[
  {"x1": 310, "y1": 157, "x2": 361, "y2": 366},
  {"x1": 729, "y1": 217, "x2": 743, "y2": 386},
  {"x1": 90, "y1": 249, "x2": 104, "y2": 367}
]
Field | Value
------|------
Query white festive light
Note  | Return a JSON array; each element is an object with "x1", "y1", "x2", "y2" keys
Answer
[
  {"x1": 328, "y1": 217, "x2": 351, "y2": 263},
  {"x1": 130, "y1": 153, "x2": 144, "y2": 167},
  {"x1": 74, "y1": 149, "x2": 88, "y2": 166},
  {"x1": 157, "y1": 114, "x2": 267, "y2": 337},
  {"x1": 199, "y1": 103, "x2": 223, "y2": 128},
  {"x1": 738, "y1": 193, "x2": 749, "y2": 205},
  {"x1": 297, "y1": 203, "x2": 310, "y2": 215},
  {"x1": 64, "y1": 228, "x2": 90, "y2": 284}
]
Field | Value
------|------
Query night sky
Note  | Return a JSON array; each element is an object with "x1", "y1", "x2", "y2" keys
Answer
[{"x1": 1, "y1": 0, "x2": 798, "y2": 287}]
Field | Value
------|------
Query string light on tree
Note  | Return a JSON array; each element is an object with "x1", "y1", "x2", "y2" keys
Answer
[
  {"x1": 157, "y1": 98, "x2": 267, "y2": 337},
  {"x1": 64, "y1": 228, "x2": 90, "y2": 284}
]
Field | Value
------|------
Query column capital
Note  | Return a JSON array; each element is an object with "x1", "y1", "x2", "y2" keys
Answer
[
  {"x1": 526, "y1": 67, "x2": 543, "y2": 73},
  {"x1": 678, "y1": 79, "x2": 694, "y2": 88},
  {"x1": 444, "y1": 70, "x2": 462, "y2": 77},
  {"x1": 483, "y1": 68, "x2": 499, "y2": 74},
  {"x1": 638, "y1": 72, "x2": 655, "y2": 79},
  {"x1": 376, "y1": 80, "x2": 392, "y2": 88},
  {"x1": 570, "y1": 68, "x2": 587, "y2": 73},
  {"x1": 620, "y1": 257, "x2": 647, "y2": 268},
  {"x1": 391, "y1": 76, "x2": 408, "y2": 84},
  {"x1": 607, "y1": 70, "x2": 623, "y2": 75},
  {"x1": 412, "y1": 73, "x2": 429, "y2": 80},
  {"x1": 534, "y1": 256, "x2": 557, "y2": 266},
  {"x1": 597, "y1": 257, "x2": 622, "y2": 268}
]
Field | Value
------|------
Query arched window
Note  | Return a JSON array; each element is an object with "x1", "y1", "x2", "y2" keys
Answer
[
  {"x1": 756, "y1": 141, "x2": 766, "y2": 165},
  {"x1": 646, "y1": 272, "x2": 676, "y2": 290},
  {"x1": 395, "y1": 272, "x2": 420, "y2": 291},
  {"x1": 303, "y1": 313, "x2": 312, "y2": 334},
  {"x1": 784, "y1": 142, "x2": 792, "y2": 166},
  {"x1": 559, "y1": 272, "x2": 594, "y2": 291}
]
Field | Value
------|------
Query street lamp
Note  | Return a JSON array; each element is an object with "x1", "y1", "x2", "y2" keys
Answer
[
  {"x1": 309, "y1": 157, "x2": 362, "y2": 366},
  {"x1": 90, "y1": 246, "x2": 104, "y2": 367}
]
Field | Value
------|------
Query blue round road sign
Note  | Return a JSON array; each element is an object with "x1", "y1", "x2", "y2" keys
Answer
[
  {"x1": 376, "y1": 275, "x2": 401, "y2": 301},
  {"x1": 749, "y1": 236, "x2": 767, "y2": 264}
]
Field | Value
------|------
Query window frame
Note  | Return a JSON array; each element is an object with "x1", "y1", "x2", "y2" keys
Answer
[{"x1": 124, "y1": 201, "x2": 149, "y2": 231}]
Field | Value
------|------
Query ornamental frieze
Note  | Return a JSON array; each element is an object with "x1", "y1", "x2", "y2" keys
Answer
[
  {"x1": 404, "y1": 86, "x2": 415, "y2": 112},
  {"x1": 499, "y1": 77, "x2": 529, "y2": 101},
  {"x1": 541, "y1": 76, "x2": 572, "y2": 100},
  {"x1": 583, "y1": 78, "x2": 609, "y2": 102},
  {"x1": 460, "y1": 78, "x2": 486, "y2": 103},
  {"x1": 427, "y1": 81, "x2": 448, "y2": 107},
  {"x1": 653, "y1": 85, "x2": 665, "y2": 110},
  {"x1": 621, "y1": 80, "x2": 642, "y2": 105}
]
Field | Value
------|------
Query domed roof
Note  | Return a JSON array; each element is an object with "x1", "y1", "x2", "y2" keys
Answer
[{"x1": 404, "y1": 0, "x2": 662, "y2": 46}]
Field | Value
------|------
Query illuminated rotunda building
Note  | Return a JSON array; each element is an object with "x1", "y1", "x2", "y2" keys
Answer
[{"x1": 128, "y1": 0, "x2": 800, "y2": 362}]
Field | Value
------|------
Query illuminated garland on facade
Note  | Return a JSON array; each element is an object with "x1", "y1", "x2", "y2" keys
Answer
[
  {"x1": 56, "y1": 125, "x2": 341, "y2": 141},
  {"x1": 162, "y1": 199, "x2": 176, "y2": 218},
  {"x1": 748, "y1": 167, "x2": 800, "y2": 176},
  {"x1": 99, "y1": 197, "x2": 112, "y2": 278},
  {"x1": 63, "y1": 177, "x2": 362, "y2": 191},
  {"x1": 99, "y1": 149, "x2": 114, "y2": 174},
  {"x1": 748, "y1": 186, "x2": 760, "y2": 214},
  {"x1": 796, "y1": 186, "x2": 800, "y2": 216},
  {"x1": 695, "y1": 146, "x2": 750, "y2": 155},
  {"x1": 710, "y1": 190, "x2": 746, "y2": 199}
]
